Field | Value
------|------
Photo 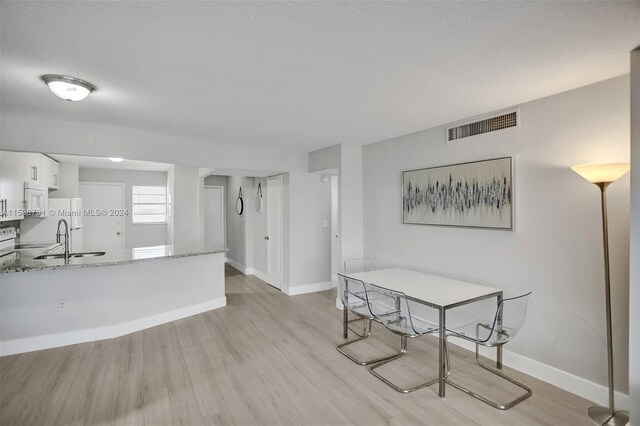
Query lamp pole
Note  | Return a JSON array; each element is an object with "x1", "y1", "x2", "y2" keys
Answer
[
  {"x1": 587, "y1": 182, "x2": 629, "y2": 426},
  {"x1": 571, "y1": 163, "x2": 630, "y2": 426}
]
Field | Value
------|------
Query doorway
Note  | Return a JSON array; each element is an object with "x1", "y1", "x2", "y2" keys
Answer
[
  {"x1": 266, "y1": 175, "x2": 283, "y2": 289},
  {"x1": 79, "y1": 182, "x2": 125, "y2": 251},
  {"x1": 204, "y1": 186, "x2": 225, "y2": 246}
]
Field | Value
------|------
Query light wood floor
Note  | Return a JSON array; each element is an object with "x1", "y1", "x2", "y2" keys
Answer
[{"x1": 1, "y1": 264, "x2": 592, "y2": 425}]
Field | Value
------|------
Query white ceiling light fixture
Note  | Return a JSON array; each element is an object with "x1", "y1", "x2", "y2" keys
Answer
[
  {"x1": 108, "y1": 157, "x2": 124, "y2": 163},
  {"x1": 41, "y1": 74, "x2": 95, "y2": 101}
]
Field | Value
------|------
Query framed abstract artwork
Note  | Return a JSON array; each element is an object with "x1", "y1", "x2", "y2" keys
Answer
[{"x1": 402, "y1": 157, "x2": 513, "y2": 229}]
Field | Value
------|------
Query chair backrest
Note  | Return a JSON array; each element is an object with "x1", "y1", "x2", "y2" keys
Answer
[
  {"x1": 337, "y1": 273, "x2": 372, "y2": 315},
  {"x1": 484, "y1": 292, "x2": 532, "y2": 344},
  {"x1": 366, "y1": 283, "x2": 425, "y2": 335},
  {"x1": 343, "y1": 258, "x2": 373, "y2": 274}
]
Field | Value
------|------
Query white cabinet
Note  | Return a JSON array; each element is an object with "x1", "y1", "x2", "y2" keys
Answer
[
  {"x1": 0, "y1": 151, "x2": 59, "y2": 221},
  {"x1": 0, "y1": 151, "x2": 11, "y2": 220},
  {"x1": 42, "y1": 156, "x2": 60, "y2": 189},
  {"x1": 0, "y1": 151, "x2": 25, "y2": 221},
  {"x1": 15, "y1": 152, "x2": 43, "y2": 186}
]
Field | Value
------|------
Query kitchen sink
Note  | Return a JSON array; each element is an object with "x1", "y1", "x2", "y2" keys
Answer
[{"x1": 33, "y1": 251, "x2": 106, "y2": 260}]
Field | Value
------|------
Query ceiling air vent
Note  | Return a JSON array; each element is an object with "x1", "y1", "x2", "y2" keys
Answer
[{"x1": 447, "y1": 110, "x2": 518, "y2": 142}]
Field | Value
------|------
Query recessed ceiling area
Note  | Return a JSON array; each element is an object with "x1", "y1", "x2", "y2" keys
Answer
[
  {"x1": 49, "y1": 153, "x2": 172, "y2": 172},
  {"x1": 1, "y1": 2, "x2": 638, "y2": 153}
]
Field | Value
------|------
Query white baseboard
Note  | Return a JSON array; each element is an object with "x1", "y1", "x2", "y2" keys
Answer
[
  {"x1": 448, "y1": 338, "x2": 629, "y2": 410},
  {"x1": 334, "y1": 304, "x2": 629, "y2": 410},
  {"x1": 1, "y1": 297, "x2": 227, "y2": 356},
  {"x1": 286, "y1": 281, "x2": 333, "y2": 296},
  {"x1": 233, "y1": 259, "x2": 332, "y2": 298},
  {"x1": 225, "y1": 258, "x2": 247, "y2": 274},
  {"x1": 252, "y1": 268, "x2": 270, "y2": 283}
]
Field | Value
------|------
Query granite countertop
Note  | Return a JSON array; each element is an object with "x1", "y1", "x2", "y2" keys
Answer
[{"x1": 0, "y1": 242, "x2": 229, "y2": 273}]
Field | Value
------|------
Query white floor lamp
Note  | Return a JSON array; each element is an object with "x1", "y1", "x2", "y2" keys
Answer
[{"x1": 571, "y1": 162, "x2": 630, "y2": 426}]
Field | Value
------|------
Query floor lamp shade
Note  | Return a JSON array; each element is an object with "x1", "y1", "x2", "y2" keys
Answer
[
  {"x1": 571, "y1": 163, "x2": 630, "y2": 184},
  {"x1": 571, "y1": 161, "x2": 629, "y2": 426}
]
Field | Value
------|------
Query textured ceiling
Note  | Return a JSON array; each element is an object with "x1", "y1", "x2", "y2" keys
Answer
[{"x1": 1, "y1": 1, "x2": 638, "y2": 153}]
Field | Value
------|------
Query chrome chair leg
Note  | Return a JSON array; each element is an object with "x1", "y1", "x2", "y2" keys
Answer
[
  {"x1": 444, "y1": 337, "x2": 532, "y2": 410},
  {"x1": 337, "y1": 321, "x2": 407, "y2": 366},
  {"x1": 347, "y1": 316, "x2": 368, "y2": 338},
  {"x1": 369, "y1": 336, "x2": 451, "y2": 393}
]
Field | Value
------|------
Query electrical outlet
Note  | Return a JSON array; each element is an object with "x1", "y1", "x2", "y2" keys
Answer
[{"x1": 57, "y1": 299, "x2": 67, "y2": 311}]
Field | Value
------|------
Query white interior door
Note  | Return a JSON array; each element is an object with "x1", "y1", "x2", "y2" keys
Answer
[
  {"x1": 266, "y1": 175, "x2": 282, "y2": 289},
  {"x1": 204, "y1": 186, "x2": 225, "y2": 246},
  {"x1": 330, "y1": 176, "x2": 339, "y2": 287},
  {"x1": 79, "y1": 182, "x2": 125, "y2": 252}
]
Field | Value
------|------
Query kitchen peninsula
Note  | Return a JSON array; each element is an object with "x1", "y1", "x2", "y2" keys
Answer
[{"x1": 0, "y1": 242, "x2": 228, "y2": 356}]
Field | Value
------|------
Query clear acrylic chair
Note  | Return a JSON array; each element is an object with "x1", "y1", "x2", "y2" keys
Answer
[
  {"x1": 336, "y1": 273, "x2": 404, "y2": 365},
  {"x1": 445, "y1": 292, "x2": 533, "y2": 410},
  {"x1": 343, "y1": 258, "x2": 374, "y2": 338},
  {"x1": 367, "y1": 283, "x2": 450, "y2": 393}
]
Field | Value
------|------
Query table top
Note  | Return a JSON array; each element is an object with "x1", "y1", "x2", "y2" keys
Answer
[{"x1": 344, "y1": 268, "x2": 502, "y2": 309}]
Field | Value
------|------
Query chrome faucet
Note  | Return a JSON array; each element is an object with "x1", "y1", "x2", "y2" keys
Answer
[{"x1": 56, "y1": 219, "x2": 70, "y2": 261}]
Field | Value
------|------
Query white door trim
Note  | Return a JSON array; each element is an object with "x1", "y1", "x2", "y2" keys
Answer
[
  {"x1": 79, "y1": 181, "x2": 126, "y2": 249},
  {"x1": 267, "y1": 175, "x2": 283, "y2": 289},
  {"x1": 204, "y1": 185, "x2": 226, "y2": 247}
]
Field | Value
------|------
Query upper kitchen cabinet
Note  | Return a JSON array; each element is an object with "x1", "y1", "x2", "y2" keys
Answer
[
  {"x1": 0, "y1": 151, "x2": 25, "y2": 221},
  {"x1": 42, "y1": 156, "x2": 60, "y2": 189},
  {"x1": 15, "y1": 152, "x2": 44, "y2": 186},
  {"x1": 0, "y1": 150, "x2": 11, "y2": 220},
  {"x1": 11, "y1": 152, "x2": 59, "y2": 189}
]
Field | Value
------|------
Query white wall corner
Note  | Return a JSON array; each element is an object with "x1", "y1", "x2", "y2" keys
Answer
[
  {"x1": 225, "y1": 258, "x2": 247, "y2": 274},
  {"x1": 251, "y1": 268, "x2": 269, "y2": 283}
]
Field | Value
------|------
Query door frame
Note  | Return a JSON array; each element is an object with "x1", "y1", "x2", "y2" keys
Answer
[
  {"x1": 79, "y1": 181, "x2": 126, "y2": 249},
  {"x1": 203, "y1": 185, "x2": 226, "y2": 247},
  {"x1": 267, "y1": 175, "x2": 283, "y2": 289}
]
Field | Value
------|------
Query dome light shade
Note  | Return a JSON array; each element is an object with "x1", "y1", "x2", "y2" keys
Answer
[
  {"x1": 571, "y1": 162, "x2": 630, "y2": 184},
  {"x1": 41, "y1": 75, "x2": 95, "y2": 101}
]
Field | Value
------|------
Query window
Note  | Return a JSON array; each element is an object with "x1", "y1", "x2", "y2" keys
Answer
[{"x1": 132, "y1": 186, "x2": 167, "y2": 224}]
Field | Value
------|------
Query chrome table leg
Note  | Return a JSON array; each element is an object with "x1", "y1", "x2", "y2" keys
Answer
[
  {"x1": 343, "y1": 294, "x2": 348, "y2": 339},
  {"x1": 439, "y1": 306, "x2": 446, "y2": 397},
  {"x1": 496, "y1": 292, "x2": 503, "y2": 369}
]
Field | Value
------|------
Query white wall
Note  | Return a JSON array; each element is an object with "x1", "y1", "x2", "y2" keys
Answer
[
  {"x1": 166, "y1": 166, "x2": 174, "y2": 245},
  {"x1": 629, "y1": 48, "x2": 639, "y2": 426},
  {"x1": 339, "y1": 145, "x2": 365, "y2": 264},
  {"x1": 51, "y1": 162, "x2": 79, "y2": 198},
  {"x1": 308, "y1": 144, "x2": 341, "y2": 172},
  {"x1": 362, "y1": 76, "x2": 631, "y2": 403},
  {"x1": 203, "y1": 175, "x2": 228, "y2": 247},
  {"x1": 1, "y1": 113, "x2": 304, "y2": 173},
  {"x1": 308, "y1": 143, "x2": 366, "y2": 297},
  {"x1": 253, "y1": 177, "x2": 268, "y2": 275},
  {"x1": 225, "y1": 175, "x2": 254, "y2": 268},
  {"x1": 204, "y1": 175, "x2": 228, "y2": 189},
  {"x1": 288, "y1": 171, "x2": 333, "y2": 287},
  {"x1": 78, "y1": 168, "x2": 168, "y2": 248},
  {"x1": 170, "y1": 165, "x2": 200, "y2": 246}
]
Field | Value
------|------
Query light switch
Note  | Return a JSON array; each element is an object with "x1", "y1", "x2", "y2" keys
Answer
[{"x1": 323, "y1": 220, "x2": 328, "y2": 228}]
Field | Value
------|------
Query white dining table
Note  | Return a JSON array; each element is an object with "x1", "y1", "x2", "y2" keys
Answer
[{"x1": 343, "y1": 267, "x2": 503, "y2": 397}]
